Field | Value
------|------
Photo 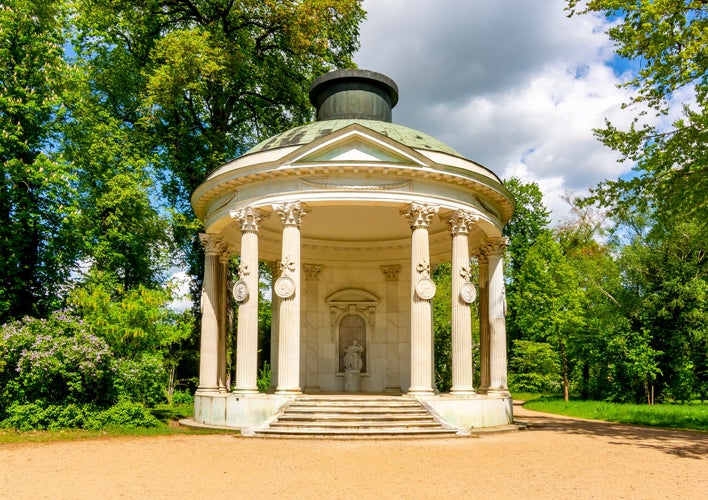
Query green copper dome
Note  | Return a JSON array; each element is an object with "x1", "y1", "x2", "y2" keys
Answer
[{"x1": 246, "y1": 118, "x2": 463, "y2": 158}]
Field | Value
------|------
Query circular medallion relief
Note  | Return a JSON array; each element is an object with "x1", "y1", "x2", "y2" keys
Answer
[
  {"x1": 274, "y1": 276, "x2": 296, "y2": 299},
  {"x1": 232, "y1": 280, "x2": 249, "y2": 303},
  {"x1": 460, "y1": 282, "x2": 477, "y2": 304},
  {"x1": 415, "y1": 278, "x2": 437, "y2": 300}
]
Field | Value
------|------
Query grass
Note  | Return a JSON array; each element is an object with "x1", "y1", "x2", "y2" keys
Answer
[
  {"x1": 524, "y1": 398, "x2": 708, "y2": 432},
  {"x1": 0, "y1": 402, "x2": 232, "y2": 445}
]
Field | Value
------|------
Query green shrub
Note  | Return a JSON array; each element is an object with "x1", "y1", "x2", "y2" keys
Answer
[
  {"x1": 112, "y1": 353, "x2": 168, "y2": 406},
  {"x1": 171, "y1": 389, "x2": 193, "y2": 404},
  {"x1": 0, "y1": 313, "x2": 114, "y2": 410},
  {"x1": 88, "y1": 400, "x2": 159, "y2": 429},
  {"x1": 257, "y1": 361, "x2": 271, "y2": 393},
  {"x1": 508, "y1": 340, "x2": 561, "y2": 393}
]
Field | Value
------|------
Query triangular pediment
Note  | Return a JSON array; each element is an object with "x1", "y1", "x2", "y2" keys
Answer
[{"x1": 280, "y1": 124, "x2": 431, "y2": 167}]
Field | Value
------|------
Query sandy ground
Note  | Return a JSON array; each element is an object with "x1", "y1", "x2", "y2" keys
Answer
[{"x1": 1, "y1": 403, "x2": 706, "y2": 499}]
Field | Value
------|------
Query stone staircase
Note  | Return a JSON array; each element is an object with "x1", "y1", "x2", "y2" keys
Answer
[{"x1": 251, "y1": 395, "x2": 460, "y2": 438}]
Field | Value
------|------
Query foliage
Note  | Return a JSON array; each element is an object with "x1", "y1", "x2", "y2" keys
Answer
[
  {"x1": 0, "y1": 312, "x2": 114, "y2": 410},
  {"x1": 0, "y1": 400, "x2": 159, "y2": 431},
  {"x1": 508, "y1": 340, "x2": 561, "y2": 394},
  {"x1": 257, "y1": 361, "x2": 271, "y2": 393},
  {"x1": 510, "y1": 231, "x2": 587, "y2": 400},
  {"x1": 524, "y1": 398, "x2": 708, "y2": 432},
  {"x1": 0, "y1": 0, "x2": 80, "y2": 321},
  {"x1": 567, "y1": 0, "x2": 708, "y2": 225}
]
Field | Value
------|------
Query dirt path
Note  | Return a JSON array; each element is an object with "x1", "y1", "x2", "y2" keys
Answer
[{"x1": 1, "y1": 404, "x2": 706, "y2": 499}]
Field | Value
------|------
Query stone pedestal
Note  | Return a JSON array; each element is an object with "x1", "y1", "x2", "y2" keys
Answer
[{"x1": 344, "y1": 370, "x2": 362, "y2": 392}]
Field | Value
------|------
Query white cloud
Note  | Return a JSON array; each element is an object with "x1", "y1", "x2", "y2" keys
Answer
[{"x1": 355, "y1": 0, "x2": 637, "y2": 222}]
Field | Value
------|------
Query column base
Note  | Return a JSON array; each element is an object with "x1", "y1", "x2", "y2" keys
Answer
[
  {"x1": 407, "y1": 387, "x2": 435, "y2": 396},
  {"x1": 195, "y1": 386, "x2": 220, "y2": 395},
  {"x1": 275, "y1": 387, "x2": 302, "y2": 396},
  {"x1": 233, "y1": 388, "x2": 259, "y2": 395},
  {"x1": 486, "y1": 388, "x2": 511, "y2": 397},
  {"x1": 450, "y1": 388, "x2": 476, "y2": 396}
]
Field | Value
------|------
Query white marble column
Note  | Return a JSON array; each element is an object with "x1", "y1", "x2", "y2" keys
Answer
[
  {"x1": 381, "y1": 264, "x2": 402, "y2": 393},
  {"x1": 197, "y1": 233, "x2": 223, "y2": 393},
  {"x1": 231, "y1": 207, "x2": 265, "y2": 394},
  {"x1": 487, "y1": 237, "x2": 510, "y2": 396},
  {"x1": 217, "y1": 249, "x2": 230, "y2": 392},
  {"x1": 446, "y1": 210, "x2": 477, "y2": 395},
  {"x1": 268, "y1": 261, "x2": 280, "y2": 390},
  {"x1": 273, "y1": 201, "x2": 308, "y2": 395},
  {"x1": 303, "y1": 263, "x2": 322, "y2": 391},
  {"x1": 401, "y1": 203, "x2": 438, "y2": 395},
  {"x1": 476, "y1": 249, "x2": 490, "y2": 394}
]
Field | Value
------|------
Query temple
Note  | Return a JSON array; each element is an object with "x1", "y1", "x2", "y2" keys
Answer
[{"x1": 190, "y1": 69, "x2": 515, "y2": 433}]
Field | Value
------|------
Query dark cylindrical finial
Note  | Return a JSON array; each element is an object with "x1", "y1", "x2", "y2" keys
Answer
[{"x1": 309, "y1": 69, "x2": 399, "y2": 122}]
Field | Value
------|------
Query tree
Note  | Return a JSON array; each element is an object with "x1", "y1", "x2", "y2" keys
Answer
[
  {"x1": 71, "y1": 0, "x2": 366, "y2": 302},
  {"x1": 567, "y1": 0, "x2": 708, "y2": 225},
  {"x1": 0, "y1": 0, "x2": 79, "y2": 321},
  {"x1": 511, "y1": 232, "x2": 587, "y2": 400},
  {"x1": 503, "y1": 178, "x2": 552, "y2": 344}
]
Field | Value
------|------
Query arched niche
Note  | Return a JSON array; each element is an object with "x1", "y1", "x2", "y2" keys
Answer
[{"x1": 326, "y1": 289, "x2": 379, "y2": 375}]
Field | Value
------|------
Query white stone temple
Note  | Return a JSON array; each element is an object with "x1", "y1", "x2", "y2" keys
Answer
[{"x1": 190, "y1": 69, "x2": 515, "y2": 432}]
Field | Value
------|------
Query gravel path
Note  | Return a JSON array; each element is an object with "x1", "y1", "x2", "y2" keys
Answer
[{"x1": 1, "y1": 403, "x2": 706, "y2": 499}]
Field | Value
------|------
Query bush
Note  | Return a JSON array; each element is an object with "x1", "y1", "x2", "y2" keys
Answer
[
  {"x1": 0, "y1": 400, "x2": 159, "y2": 431},
  {"x1": 171, "y1": 389, "x2": 193, "y2": 404},
  {"x1": 0, "y1": 313, "x2": 114, "y2": 411},
  {"x1": 112, "y1": 354, "x2": 168, "y2": 406},
  {"x1": 508, "y1": 340, "x2": 561, "y2": 393}
]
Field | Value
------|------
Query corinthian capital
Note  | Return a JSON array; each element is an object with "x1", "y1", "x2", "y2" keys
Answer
[
  {"x1": 199, "y1": 233, "x2": 225, "y2": 255},
  {"x1": 231, "y1": 206, "x2": 267, "y2": 232},
  {"x1": 444, "y1": 210, "x2": 478, "y2": 236},
  {"x1": 272, "y1": 201, "x2": 309, "y2": 227},
  {"x1": 401, "y1": 203, "x2": 439, "y2": 229},
  {"x1": 483, "y1": 236, "x2": 509, "y2": 255}
]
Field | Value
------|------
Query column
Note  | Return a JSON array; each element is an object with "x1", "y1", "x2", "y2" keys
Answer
[
  {"x1": 231, "y1": 207, "x2": 265, "y2": 394},
  {"x1": 268, "y1": 261, "x2": 280, "y2": 390},
  {"x1": 476, "y1": 249, "x2": 490, "y2": 394},
  {"x1": 303, "y1": 264, "x2": 322, "y2": 391},
  {"x1": 197, "y1": 233, "x2": 223, "y2": 393},
  {"x1": 217, "y1": 248, "x2": 230, "y2": 392},
  {"x1": 446, "y1": 210, "x2": 477, "y2": 395},
  {"x1": 273, "y1": 201, "x2": 308, "y2": 395},
  {"x1": 381, "y1": 265, "x2": 402, "y2": 393},
  {"x1": 401, "y1": 203, "x2": 438, "y2": 395},
  {"x1": 487, "y1": 237, "x2": 510, "y2": 396}
]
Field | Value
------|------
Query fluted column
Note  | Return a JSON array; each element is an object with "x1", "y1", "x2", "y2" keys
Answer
[
  {"x1": 217, "y1": 249, "x2": 230, "y2": 392},
  {"x1": 197, "y1": 233, "x2": 223, "y2": 393},
  {"x1": 487, "y1": 237, "x2": 510, "y2": 396},
  {"x1": 268, "y1": 261, "x2": 281, "y2": 390},
  {"x1": 304, "y1": 264, "x2": 323, "y2": 392},
  {"x1": 231, "y1": 207, "x2": 266, "y2": 394},
  {"x1": 477, "y1": 250, "x2": 490, "y2": 394},
  {"x1": 381, "y1": 265, "x2": 402, "y2": 392},
  {"x1": 273, "y1": 201, "x2": 308, "y2": 395},
  {"x1": 446, "y1": 210, "x2": 478, "y2": 395},
  {"x1": 401, "y1": 203, "x2": 438, "y2": 395}
]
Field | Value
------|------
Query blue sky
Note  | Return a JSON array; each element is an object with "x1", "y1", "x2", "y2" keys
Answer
[{"x1": 354, "y1": 0, "x2": 638, "y2": 222}]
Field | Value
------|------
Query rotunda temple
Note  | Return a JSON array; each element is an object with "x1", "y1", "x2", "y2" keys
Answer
[{"x1": 191, "y1": 69, "x2": 515, "y2": 433}]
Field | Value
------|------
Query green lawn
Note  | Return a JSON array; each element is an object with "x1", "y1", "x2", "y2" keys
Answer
[{"x1": 523, "y1": 398, "x2": 708, "y2": 432}]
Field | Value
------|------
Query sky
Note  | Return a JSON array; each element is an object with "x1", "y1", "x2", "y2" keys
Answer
[{"x1": 353, "y1": 0, "x2": 637, "y2": 222}]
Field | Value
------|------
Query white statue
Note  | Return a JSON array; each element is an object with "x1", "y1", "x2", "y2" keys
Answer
[{"x1": 343, "y1": 340, "x2": 364, "y2": 371}]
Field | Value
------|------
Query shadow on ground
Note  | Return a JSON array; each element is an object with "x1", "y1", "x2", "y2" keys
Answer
[{"x1": 514, "y1": 402, "x2": 708, "y2": 460}]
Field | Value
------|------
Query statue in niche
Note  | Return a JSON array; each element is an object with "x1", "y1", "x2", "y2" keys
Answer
[{"x1": 343, "y1": 340, "x2": 364, "y2": 372}]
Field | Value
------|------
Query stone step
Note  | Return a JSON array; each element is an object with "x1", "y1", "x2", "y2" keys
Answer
[
  {"x1": 269, "y1": 420, "x2": 442, "y2": 429},
  {"x1": 277, "y1": 413, "x2": 434, "y2": 422},
  {"x1": 254, "y1": 427, "x2": 458, "y2": 437},
  {"x1": 251, "y1": 395, "x2": 458, "y2": 438}
]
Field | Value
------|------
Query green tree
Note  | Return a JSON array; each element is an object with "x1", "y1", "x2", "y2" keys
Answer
[
  {"x1": 71, "y1": 0, "x2": 365, "y2": 301},
  {"x1": 567, "y1": 0, "x2": 708, "y2": 225},
  {"x1": 503, "y1": 178, "x2": 552, "y2": 344},
  {"x1": 511, "y1": 232, "x2": 587, "y2": 400},
  {"x1": 0, "y1": 0, "x2": 79, "y2": 321}
]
